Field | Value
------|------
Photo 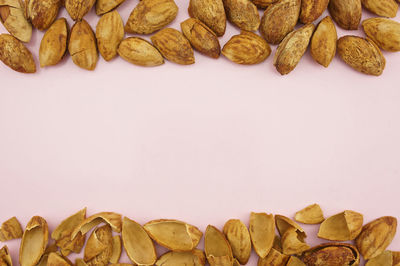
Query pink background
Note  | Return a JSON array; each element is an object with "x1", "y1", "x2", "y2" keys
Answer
[{"x1": 1, "y1": 0, "x2": 400, "y2": 264}]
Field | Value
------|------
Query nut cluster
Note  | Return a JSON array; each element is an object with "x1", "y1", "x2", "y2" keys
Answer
[
  {"x1": 0, "y1": 204, "x2": 399, "y2": 265},
  {"x1": 0, "y1": 0, "x2": 399, "y2": 75}
]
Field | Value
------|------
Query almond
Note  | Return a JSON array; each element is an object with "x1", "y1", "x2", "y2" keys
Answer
[
  {"x1": 223, "y1": 0, "x2": 260, "y2": 31},
  {"x1": 273, "y1": 24, "x2": 315, "y2": 75},
  {"x1": 0, "y1": 33, "x2": 36, "y2": 73},
  {"x1": 0, "y1": 0, "x2": 32, "y2": 42},
  {"x1": 222, "y1": 31, "x2": 271, "y2": 64},
  {"x1": 96, "y1": 10, "x2": 124, "y2": 61},
  {"x1": 96, "y1": 0, "x2": 126, "y2": 15},
  {"x1": 26, "y1": 0, "x2": 61, "y2": 30},
  {"x1": 181, "y1": 18, "x2": 221, "y2": 58},
  {"x1": 362, "y1": 18, "x2": 400, "y2": 52},
  {"x1": 337, "y1": 35, "x2": 386, "y2": 76},
  {"x1": 310, "y1": 16, "x2": 337, "y2": 67},
  {"x1": 118, "y1": 37, "x2": 164, "y2": 67},
  {"x1": 294, "y1": 204, "x2": 325, "y2": 224},
  {"x1": 125, "y1": 0, "x2": 178, "y2": 35},
  {"x1": 249, "y1": 212, "x2": 275, "y2": 259},
  {"x1": 223, "y1": 219, "x2": 252, "y2": 264},
  {"x1": 361, "y1": 0, "x2": 398, "y2": 17},
  {"x1": 251, "y1": 0, "x2": 278, "y2": 9},
  {"x1": 328, "y1": 0, "x2": 361, "y2": 30},
  {"x1": 0, "y1": 217, "x2": 23, "y2": 241},
  {"x1": 355, "y1": 216, "x2": 397, "y2": 260},
  {"x1": 39, "y1": 18, "x2": 68, "y2": 68},
  {"x1": 318, "y1": 210, "x2": 363, "y2": 241},
  {"x1": 151, "y1": 28, "x2": 195, "y2": 65},
  {"x1": 65, "y1": 0, "x2": 96, "y2": 20},
  {"x1": 205, "y1": 225, "x2": 233, "y2": 266},
  {"x1": 259, "y1": 0, "x2": 301, "y2": 44},
  {"x1": 302, "y1": 243, "x2": 360, "y2": 266},
  {"x1": 188, "y1": 0, "x2": 226, "y2": 36},
  {"x1": 300, "y1": 0, "x2": 329, "y2": 24}
]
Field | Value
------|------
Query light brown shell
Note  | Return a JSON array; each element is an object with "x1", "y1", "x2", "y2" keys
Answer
[
  {"x1": 39, "y1": 18, "x2": 68, "y2": 68},
  {"x1": 151, "y1": 28, "x2": 195, "y2": 65},
  {"x1": 0, "y1": 246, "x2": 12, "y2": 266},
  {"x1": 366, "y1": 250, "x2": 393, "y2": 266},
  {"x1": 96, "y1": 10, "x2": 124, "y2": 61},
  {"x1": 188, "y1": 0, "x2": 226, "y2": 36},
  {"x1": 337, "y1": 35, "x2": 386, "y2": 76},
  {"x1": 328, "y1": 0, "x2": 361, "y2": 30},
  {"x1": 26, "y1": 0, "x2": 61, "y2": 30},
  {"x1": 361, "y1": 0, "x2": 398, "y2": 17},
  {"x1": 259, "y1": 0, "x2": 301, "y2": 44},
  {"x1": 109, "y1": 235, "x2": 122, "y2": 264},
  {"x1": 300, "y1": 0, "x2": 329, "y2": 24},
  {"x1": 0, "y1": 217, "x2": 23, "y2": 241},
  {"x1": 47, "y1": 252, "x2": 70, "y2": 266},
  {"x1": 205, "y1": 225, "x2": 233, "y2": 266},
  {"x1": 71, "y1": 212, "x2": 122, "y2": 239},
  {"x1": 273, "y1": 24, "x2": 315, "y2": 75},
  {"x1": 223, "y1": 219, "x2": 252, "y2": 264},
  {"x1": 249, "y1": 212, "x2": 275, "y2": 259},
  {"x1": 118, "y1": 37, "x2": 164, "y2": 67},
  {"x1": 0, "y1": 0, "x2": 32, "y2": 42},
  {"x1": 363, "y1": 18, "x2": 400, "y2": 52},
  {"x1": 251, "y1": 0, "x2": 278, "y2": 9},
  {"x1": 96, "y1": 0, "x2": 126, "y2": 15},
  {"x1": 294, "y1": 203, "x2": 325, "y2": 224},
  {"x1": 223, "y1": 0, "x2": 260, "y2": 31},
  {"x1": 155, "y1": 250, "x2": 206, "y2": 266},
  {"x1": 258, "y1": 248, "x2": 289, "y2": 266},
  {"x1": 287, "y1": 256, "x2": 306, "y2": 266},
  {"x1": 65, "y1": 0, "x2": 96, "y2": 20},
  {"x1": 84, "y1": 225, "x2": 113, "y2": 266},
  {"x1": 0, "y1": 33, "x2": 36, "y2": 73},
  {"x1": 222, "y1": 31, "x2": 271, "y2": 65},
  {"x1": 310, "y1": 16, "x2": 337, "y2": 67},
  {"x1": 302, "y1": 243, "x2": 360, "y2": 266},
  {"x1": 125, "y1": 0, "x2": 178, "y2": 35},
  {"x1": 318, "y1": 210, "x2": 363, "y2": 241}
]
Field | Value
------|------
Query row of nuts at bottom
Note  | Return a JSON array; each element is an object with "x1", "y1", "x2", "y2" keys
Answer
[{"x1": 0, "y1": 204, "x2": 399, "y2": 265}]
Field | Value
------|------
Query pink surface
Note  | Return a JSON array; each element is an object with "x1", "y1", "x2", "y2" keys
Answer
[{"x1": 1, "y1": 0, "x2": 400, "y2": 264}]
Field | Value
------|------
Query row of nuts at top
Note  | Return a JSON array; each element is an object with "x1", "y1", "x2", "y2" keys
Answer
[
  {"x1": 0, "y1": 204, "x2": 399, "y2": 265},
  {"x1": 0, "y1": 0, "x2": 400, "y2": 75}
]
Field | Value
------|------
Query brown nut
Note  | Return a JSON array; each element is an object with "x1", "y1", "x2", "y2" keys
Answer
[
  {"x1": 39, "y1": 18, "x2": 68, "y2": 68},
  {"x1": 223, "y1": 219, "x2": 251, "y2": 264},
  {"x1": 310, "y1": 16, "x2": 337, "y2": 67},
  {"x1": 223, "y1": 0, "x2": 260, "y2": 31},
  {"x1": 25, "y1": 0, "x2": 61, "y2": 30},
  {"x1": 96, "y1": 0, "x2": 126, "y2": 15},
  {"x1": 0, "y1": 0, "x2": 32, "y2": 42},
  {"x1": 249, "y1": 212, "x2": 275, "y2": 259},
  {"x1": 362, "y1": 18, "x2": 400, "y2": 52},
  {"x1": 361, "y1": 0, "x2": 398, "y2": 17},
  {"x1": 302, "y1": 243, "x2": 360, "y2": 266},
  {"x1": 0, "y1": 217, "x2": 23, "y2": 241},
  {"x1": 0, "y1": 33, "x2": 36, "y2": 73},
  {"x1": 118, "y1": 37, "x2": 164, "y2": 67},
  {"x1": 205, "y1": 225, "x2": 233, "y2": 266},
  {"x1": 96, "y1": 10, "x2": 124, "y2": 61},
  {"x1": 65, "y1": 0, "x2": 96, "y2": 20},
  {"x1": 300, "y1": 0, "x2": 329, "y2": 23},
  {"x1": 318, "y1": 210, "x2": 363, "y2": 241},
  {"x1": 188, "y1": 0, "x2": 226, "y2": 36},
  {"x1": 328, "y1": 0, "x2": 361, "y2": 30}
]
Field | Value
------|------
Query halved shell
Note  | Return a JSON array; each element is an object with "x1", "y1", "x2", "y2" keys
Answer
[
  {"x1": 0, "y1": 0, "x2": 32, "y2": 42},
  {"x1": 281, "y1": 227, "x2": 310, "y2": 255},
  {"x1": 318, "y1": 210, "x2": 363, "y2": 241},
  {"x1": 84, "y1": 225, "x2": 113, "y2": 265},
  {"x1": 155, "y1": 250, "x2": 206, "y2": 266},
  {"x1": 71, "y1": 212, "x2": 122, "y2": 239},
  {"x1": 294, "y1": 204, "x2": 324, "y2": 224},
  {"x1": 109, "y1": 235, "x2": 122, "y2": 264},
  {"x1": 205, "y1": 225, "x2": 233, "y2": 266},
  {"x1": 366, "y1": 250, "x2": 393, "y2": 266},
  {"x1": 302, "y1": 243, "x2": 360, "y2": 266},
  {"x1": 223, "y1": 219, "x2": 251, "y2": 264},
  {"x1": 47, "y1": 252, "x2": 70, "y2": 266},
  {"x1": 0, "y1": 217, "x2": 23, "y2": 241},
  {"x1": 258, "y1": 248, "x2": 289, "y2": 266},
  {"x1": 0, "y1": 245, "x2": 12, "y2": 265},
  {"x1": 287, "y1": 256, "x2": 306, "y2": 266},
  {"x1": 249, "y1": 212, "x2": 275, "y2": 258}
]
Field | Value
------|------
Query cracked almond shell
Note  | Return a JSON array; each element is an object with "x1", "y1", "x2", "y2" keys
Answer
[
  {"x1": 47, "y1": 252, "x2": 70, "y2": 266},
  {"x1": 25, "y1": 0, "x2": 61, "y2": 30},
  {"x1": 281, "y1": 227, "x2": 310, "y2": 255},
  {"x1": 302, "y1": 243, "x2": 360, "y2": 266},
  {"x1": 122, "y1": 217, "x2": 157, "y2": 265},
  {"x1": 287, "y1": 256, "x2": 306, "y2": 266},
  {"x1": 205, "y1": 225, "x2": 233, "y2": 266},
  {"x1": 362, "y1": 18, "x2": 400, "y2": 52},
  {"x1": 258, "y1": 248, "x2": 289, "y2": 266},
  {"x1": 144, "y1": 219, "x2": 202, "y2": 251},
  {"x1": 0, "y1": 33, "x2": 36, "y2": 73},
  {"x1": 251, "y1": 0, "x2": 278, "y2": 8},
  {"x1": 355, "y1": 216, "x2": 397, "y2": 260},
  {"x1": 310, "y1": 16, "x2": 337, "y2": 67},
  {"x1": 318, "y1": 210, "x2": 363, "y2": 241},
  {"x1": 84, "y1": 225, "x2": 113, "y2": 266},
  {"x1": 188, "y1": 0, "x2": 226, "y2": 36},
  {"x1": 366, "y1": 250, "x2": 393, "y2": 266},
  {"x1": 155, "y1": 250, "x2": 206, "y2": 266},
  {"x1": 39, "y1": 18, "x2": 68, "y2": 68},
  {"x1": 393, "y1": 251, "x2": 400, "y2": 266},
  {"x1": 300, "y1": 0, "x2": 329, "y2": 24},
  {"x1": 72, "y1": 212, "x2": 122, "y2": 239},
  {"x1": 181, "y1": 18, "x2": 221, "y2": 58},
  {"x1": 328, "y1": 0, "x2": 361, "y2": 30},
  {"x1": 273, "y1": 23, "x2": 315, "y2": 75},
  {"x1": 223, "y1": 219, "x2": 251, "y2": 264},
  {"x1": 151, "y1": 28, "x2": 195, "y2": 65},
  {"x1": 0, "y1": 0, "x2": 32, "y2": 42},
  {"x1": 109, "y1": 235, "x2": 122, "y2": 264},
  {"x1": 249, "y1": 212, "x2": 275, "y2": 259},
  {"x1": 96, "y1": 0, "x2": 126, "y2": 15},
  {"x1": 361, "y1": 0, "x2": 398, "y2": 17},
  {"x1": 337, "y1": 35, "x2": 386, "y2": 76},
  {"x1": 96, "y1": 10, "x2": 124, "y2": 61},
  {"x1": 223, "y1": 0, "x2": 260, "y2": 31},
  {"x1": 19, "y1": 216, "x2": 48, "y2": 266},
  {"x1": 125, "y1": 0, "x2": 178, "y2": 35},
  {"x1": 0, "y1": 217, "x2": 23, "y2": 241},
  {"x1": 65, "y1": 0, "x2": 96, "y2": 20},
  {"x1": 222, "y1": 31, "x2": 271, "y2": 65},
  {"x1": 118, "y1": 37, "x2": 164, "y2": 67},
  {"x1": 0, "y1": 245, "x2": 12, "y2": 265},
  {"x1": 294, "y1": 204, "x2": 325, "y2": 224}
]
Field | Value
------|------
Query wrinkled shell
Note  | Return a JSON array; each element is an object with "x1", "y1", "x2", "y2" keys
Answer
[
  {"x1": 258, "y1": 248, "x2": 289, "y2": 266},
  {"x1": 249, "y1": 212, "x2": 275, "y2": 259},
  {"x1": 96, "y1": 0, "x2": 125, "y2": 15},
  {"x1": 26, "y1": 0, "x2": 61, "y2": 30},
  {"x1": 0, "y1": 217, "x2": 23, "y2": 241},
  {"x1": 188, "y1": 0, "x2": 226, "y2": 36},
  {"x1": 223, "y1": 219, "x2": 251, "y2": 265},
  {"x1": 181, "y1": 18, "x2": 221, "y2": 58},
  {"x1": 205, "y1": 225, "x2": 233, "y2": 266},
  {"x1": 72, "y1": 212, "x2": 122, "y2": 239},
  {"x1": 355, "y1": 216, "x2": 397, "y2": 260},
  {"x1": 302, "y1": 243, "x2": 360, "y2": 266},
  {"x1": 273, "y1": 24, "x2": 315, "y2": 75},
  {"x1": 300, "y1": 0, "x2": 329, "y2": 24},
  {"x1": 65, "y1": 0, "x2": 96, "y2": 20},
  {"x1": 259, "y1": 0, "x2": 301, "y2": 44},
  {"x1": 275, "y1": 215, "x2": 306, "y2": 237},
  {"x1": 363, "y1": 18, "x2": 400, "y2": 52},
  {"x1": 361, "y1": 0, "x2": 398, "y2": 17},
  {"x1": 0, "y1": 33, "x2": 36, "y2": 73},
  {"x1": 155, "y1": 250, "x2": 206, "y2": 266},
  {"x1": 366, "y1": 250, "x2": 393, "y2": 266},
  {"x1": 19, "y1": 216, "x2": 49, "y2": 266},
  {"x1": 0, "y1": 246, "x2": 12, "y2": 266},
  {"x1": 318, "y1": 210, "x2": 363, "y2": 241},
  {"x1": 68, "y1": 19, "x2": 98, "y2": 71},
  {"x1": 328, "y1": 0, "x2": 361, "y2": 30},
  {"x1": 251, "y1": 0, "x2": 278, "y2": 9},
  {"x1": 151, "y1": 28, "x2": 195, "y2": 65},
  {"x1": 118, "y1": 37, "x2": 164, "y2": 66},
  {"x1": 0, "y1": 0, "x2": 32, "y2": 42},
  {"x1": 84, "y1": 225, "x2": 113, "y2": 266},
  {"x1": 47, "y1": 252, "x2": 70, "y2": 266},
  {"x1": 287, "y1": 256, "x2": 306, "y2": 266},
  {"x1": 223, "y1": 0, "x2": 260, "y2": 31},
  {"x1": 109, "y1": 235, "x2": 122, "y2": 264},
  {"x1": 310, "y1": 16, "x2": 337, "y2": 67},
  {"x1": 125, "y1": 0, "x2": 178, "y2": 34},
  {"x1": 294, "y1": 204, "x2": 325, "y2": 224},
  {"x1": 337, "y1": 35, "x2": 386, "y2": 76},
  {"x1": 122, "y1": 217, "x2": 157, "y2": 265},
  {"x1": 144, "y1": 219, "x2": 202, "y2": 251},
  {"x1": 39, "y1": 18, "x2": 68, "y2": 68},
  {"x1": 222, "y1": 31, "x2": 271, "y2": 64},
  {"x1": 281, "y1": 227, "x2": 310, "y2": 255},
  {"x1": 96, "y1": 10, "x2": 124, "y2": 61}
]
